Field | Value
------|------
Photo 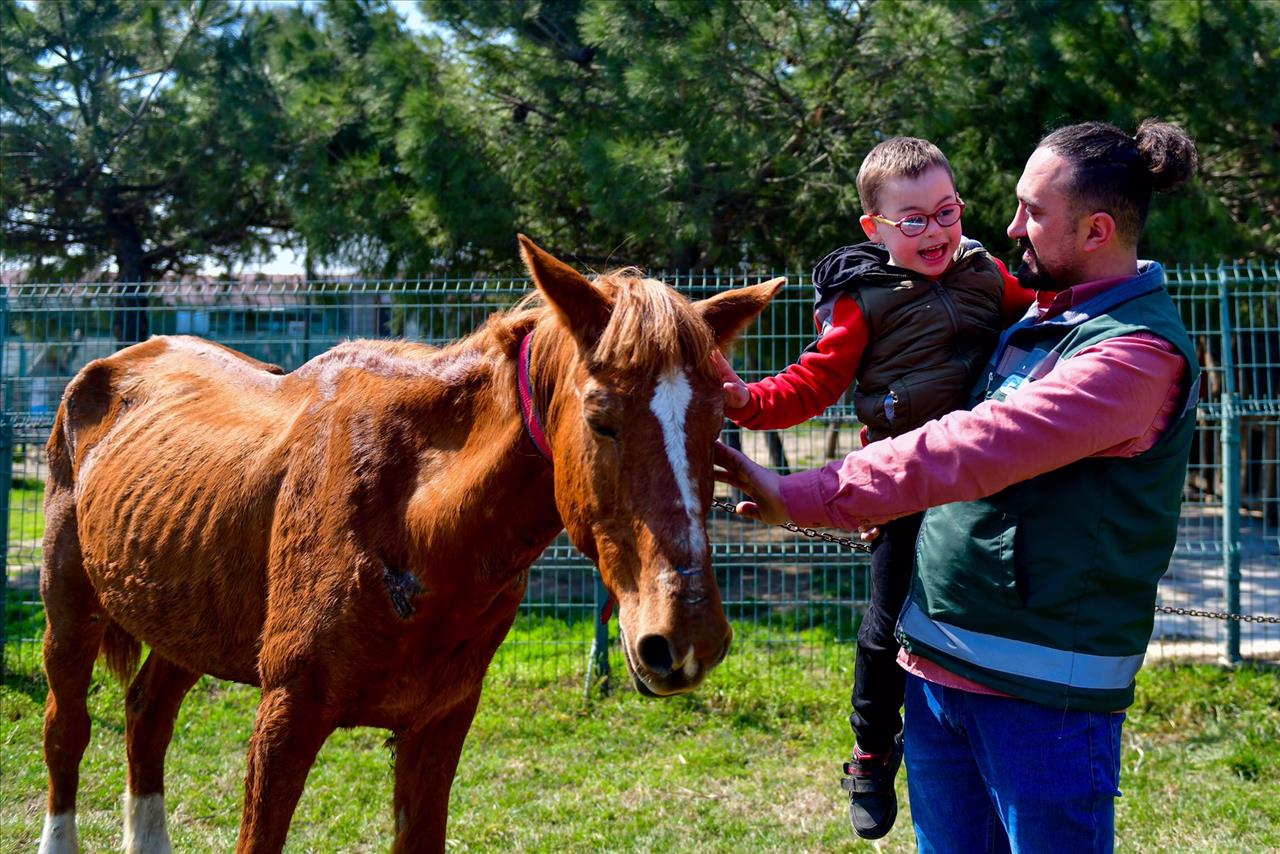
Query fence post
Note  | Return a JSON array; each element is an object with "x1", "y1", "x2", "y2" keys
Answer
[
  {"x1": 0, "y1": 289, "x2": 10, "y2": 681},
  {"x1": 1218, "y1": 266, "x2": 1243, "y2": 665},
  {"x1": 583, "y1": 571, "x2": 612, "y2": 698}
]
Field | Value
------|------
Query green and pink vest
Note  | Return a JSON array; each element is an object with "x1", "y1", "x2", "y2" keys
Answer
[{"x1": 897, "y1": 262, "x2": 1200, "y2": 711}]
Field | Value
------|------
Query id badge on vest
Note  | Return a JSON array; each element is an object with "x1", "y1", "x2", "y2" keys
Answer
[{"x1": 986, "y1": 344, "x2": 1060, "y2": 402}]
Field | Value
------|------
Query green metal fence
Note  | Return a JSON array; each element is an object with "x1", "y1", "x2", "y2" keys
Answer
[{"x1": 3, "y1": 263, "x2": 1278, "y2": 685}]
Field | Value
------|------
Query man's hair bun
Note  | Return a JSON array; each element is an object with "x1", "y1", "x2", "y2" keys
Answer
[{"x1": 1135, "y1": 119, "x2": 1199, "y2": 192}]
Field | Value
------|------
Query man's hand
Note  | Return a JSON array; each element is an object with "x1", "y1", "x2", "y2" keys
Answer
[
  {"x1": 713, "y1": 441, "x2": 790, "y2": 525},
  {"x1": 712, "y1": 350, "x2": 751, "y2": 410}
]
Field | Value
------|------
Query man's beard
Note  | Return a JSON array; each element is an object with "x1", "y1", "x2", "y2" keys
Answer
[{"x1": 1014, "y1": 238, "x2": 1069, "y2": 290}]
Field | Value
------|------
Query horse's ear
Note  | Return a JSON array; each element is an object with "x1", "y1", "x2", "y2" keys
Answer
[
  {"x1": 695, "y1": 277, "x2": 785, "y2": 348},
  {"x1": 518, "y1": 234, "x2": 610, "y2": 345}
]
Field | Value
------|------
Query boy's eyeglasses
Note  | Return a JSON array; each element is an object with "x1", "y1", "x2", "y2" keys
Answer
[{"x1": 871, "y1": 199, "x2": 966, "y2": 237}]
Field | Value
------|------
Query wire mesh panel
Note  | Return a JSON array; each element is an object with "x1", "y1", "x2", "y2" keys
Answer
[
  {"x1": 3, "y1": 266, "x2": 1278, "y2": 684},
  {"x1": 1159, "y1": 262, "x2": 1280, "y2": 660},
  {"x1": 2, "y1": 427, "x2": 46, "y2": 678}
]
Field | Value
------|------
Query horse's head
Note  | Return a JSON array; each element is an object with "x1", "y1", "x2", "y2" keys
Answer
[{"x1": 518, "y1": 235, "x2": 781, "y2": 696}]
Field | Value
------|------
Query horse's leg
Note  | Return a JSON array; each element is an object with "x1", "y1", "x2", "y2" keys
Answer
[
  {"x1": 39, "y1": 497, "x2": 102, "y2": 854},
  {"x1": 122, "y1": 652, "x2": 200, "y2": 853},
  {"x1": 390, "y1": 688, "x2": 484, "y2": 854},
  {"x1": 40, "y1": 615, "x2": 102, "y2": 854},
  {"x1": 236, "y1": 684, "x2": 335, "y2": 853}
]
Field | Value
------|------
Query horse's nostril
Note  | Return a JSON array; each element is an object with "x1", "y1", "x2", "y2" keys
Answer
[{"x1": 636, "y1": 634, "x2": 675, "y2": 676}]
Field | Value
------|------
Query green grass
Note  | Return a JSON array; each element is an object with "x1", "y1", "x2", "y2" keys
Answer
[
  {"x1": 8, "y1": 477, "x2": 45, "y2": 545},
  {"x1": 2, "y1": 639, "x2": 1278, "y2": 852},
  {"x1": 4, "y1": 473, "x2": 46, "y2": 682}
]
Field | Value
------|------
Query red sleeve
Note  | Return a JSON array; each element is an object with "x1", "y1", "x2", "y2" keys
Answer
[
  {"x1": 994, "y1": 257, "x2": 1036, "y2": 321},
  {"x1": 726, "y1": 294, "x2": 868, "y2": 430}
]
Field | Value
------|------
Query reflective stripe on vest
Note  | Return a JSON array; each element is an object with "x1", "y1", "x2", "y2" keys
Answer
[{"x1": 899, "y1": 599, "x2": 1147, "y2": 691}]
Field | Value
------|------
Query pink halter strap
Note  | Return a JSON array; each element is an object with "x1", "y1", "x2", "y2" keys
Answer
[{"x1": 518, "y1": 332, "x2": 552, "y2": 461}]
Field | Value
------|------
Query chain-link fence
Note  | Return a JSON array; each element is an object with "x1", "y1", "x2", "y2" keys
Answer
[{"x1": 3, "y1": 263, "x2": 1277, "y2": 685}]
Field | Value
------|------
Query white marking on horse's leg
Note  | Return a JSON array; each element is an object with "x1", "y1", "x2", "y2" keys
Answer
[
  {"x1": 38, "y1": 811, "x2": 78, "y2": 854},
  {"x1": 123, "y1": 792, "x2": 171, "y2": 854},
  {"x1": 649, "y1": 370, "x2": 706, "y2": 558}
]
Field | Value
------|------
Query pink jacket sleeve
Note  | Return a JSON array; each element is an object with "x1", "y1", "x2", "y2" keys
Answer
[{"x1": 779, "y1": 333, "x2": 1189, "y2": 530}]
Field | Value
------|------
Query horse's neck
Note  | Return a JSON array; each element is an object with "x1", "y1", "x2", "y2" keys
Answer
[{"x1": 398, "y1": 340, "x2": 563, "y2": 584}]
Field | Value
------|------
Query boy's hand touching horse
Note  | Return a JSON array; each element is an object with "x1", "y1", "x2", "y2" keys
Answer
[{"x1": 712, "y1": 350, "x2": 751, "y2": 410}]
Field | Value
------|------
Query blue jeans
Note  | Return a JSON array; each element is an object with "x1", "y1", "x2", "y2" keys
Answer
[{"x1": 904, "y1": 673, "x2": 1125, "y2": 854}]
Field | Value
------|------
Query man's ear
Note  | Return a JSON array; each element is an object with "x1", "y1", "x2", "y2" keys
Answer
[
  {"x1": 1081, "y1": 211, "x2": 1118, "y2": 254},
  {"x1": 858, "y1": 214, "x2": 880, "y2": 243}
]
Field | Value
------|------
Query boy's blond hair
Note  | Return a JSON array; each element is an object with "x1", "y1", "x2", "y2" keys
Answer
[{"x1": 856, "y1": 137, "x2": 955, "y2": 214}]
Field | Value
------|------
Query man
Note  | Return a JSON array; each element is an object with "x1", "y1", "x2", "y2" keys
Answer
[{"x1": 714, "y1": 119, "x2": 1200, "y2": 853}]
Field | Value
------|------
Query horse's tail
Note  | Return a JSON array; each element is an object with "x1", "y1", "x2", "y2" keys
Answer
[{"x1": 100, "y1": 620, "x2": 142, "y2": 686}]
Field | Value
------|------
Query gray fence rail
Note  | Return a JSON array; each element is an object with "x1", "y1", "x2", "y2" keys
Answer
[{"x1": 3, "y1": 263, "x2": 1278, "y2": 684}]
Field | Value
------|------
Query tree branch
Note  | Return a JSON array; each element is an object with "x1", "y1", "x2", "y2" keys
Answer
[{"x1": 97, "y1": 4, "x2": 209, "y2": 171}]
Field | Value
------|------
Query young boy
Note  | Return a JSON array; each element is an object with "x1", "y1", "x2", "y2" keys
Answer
[{"x1": 715, "y1": 137, "x2": 1033, "y2": 839}]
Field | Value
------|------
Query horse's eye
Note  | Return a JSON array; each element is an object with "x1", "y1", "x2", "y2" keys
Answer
[
  {"x1": 587, "y1": 419, "x2": 619, "y2": 440},
  {"x1": 582, "y1": 384, "x2": 621, "y2": 440}
]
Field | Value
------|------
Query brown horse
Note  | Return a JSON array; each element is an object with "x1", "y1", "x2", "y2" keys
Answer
[{"x1": 37, "y1": 236, "x2": 783, "y2": 853}]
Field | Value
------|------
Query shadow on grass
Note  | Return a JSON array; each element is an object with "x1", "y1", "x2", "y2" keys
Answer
[{"x1": 2, "y1": 666, "x2": 47, "y2": 707}]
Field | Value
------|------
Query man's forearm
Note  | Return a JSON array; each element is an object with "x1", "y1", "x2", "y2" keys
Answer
[{"x1": 780, "y1": 334, "x2": 1187, "y2": 530}]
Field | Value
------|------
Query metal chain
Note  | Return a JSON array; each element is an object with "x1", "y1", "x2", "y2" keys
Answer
[
  {"x1": 712, "y1": 499, "x2": 1280, "y2": 621},
  {"x1": 711, "y1": 498, "x2": 871, "y2": 552},
  {"x1": 1154, "y1": 605, "x2": 1280, "y2": 624}
]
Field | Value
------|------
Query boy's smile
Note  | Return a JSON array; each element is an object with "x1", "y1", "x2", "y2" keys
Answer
[
  {"x1": 860, "y1": 165, "x2": 964, "y2": 280},
  {"x1": 918, "y1": 240, "x2": 951, "y2": 265}
]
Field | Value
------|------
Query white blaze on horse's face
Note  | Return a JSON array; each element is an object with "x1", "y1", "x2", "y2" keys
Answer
[
  {"x1": 602, "y1": 359, "x2": 730, "y2": 699},
  {"x1": 566, "y1": 356, "x2": 727, "y2": 698},
  {"x1": 649, "y1": 368, "x2": 706, "y2": 560}
]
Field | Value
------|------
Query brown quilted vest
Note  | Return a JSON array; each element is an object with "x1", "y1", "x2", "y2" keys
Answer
[{"x1": 812, "y1": 239, "x2": 1009, "y2": 440}]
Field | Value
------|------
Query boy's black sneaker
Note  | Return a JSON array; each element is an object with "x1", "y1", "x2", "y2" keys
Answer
[{"x1": 840, "y1": 734, "x2": 903, "y2": 839}]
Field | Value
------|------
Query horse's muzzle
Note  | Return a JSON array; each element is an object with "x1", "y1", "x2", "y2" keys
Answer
[{"x1": 619, "y1": 624, "x2": 732, "y2": 696}]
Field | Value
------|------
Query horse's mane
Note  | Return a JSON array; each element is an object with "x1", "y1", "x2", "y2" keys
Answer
[{"x1": 482, "y1": 268, "x2": 715, "y2": 378}]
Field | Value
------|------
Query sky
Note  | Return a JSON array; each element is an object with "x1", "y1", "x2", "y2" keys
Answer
[{"x1": 389, "y1": 0, "x2": 433, "y2": 36}]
